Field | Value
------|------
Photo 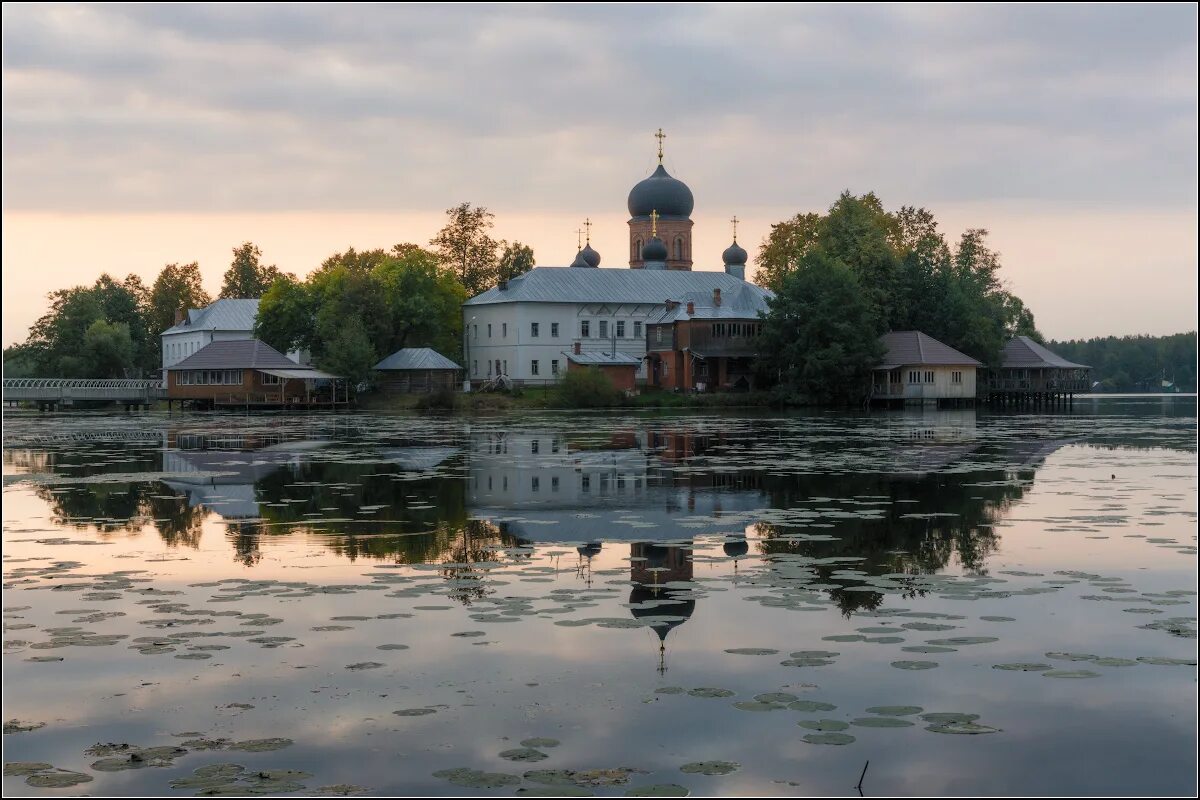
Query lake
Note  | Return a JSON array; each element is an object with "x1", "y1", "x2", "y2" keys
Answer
[{"x1": 2, "y1": 396, "x2": 1196, "y2": 796}]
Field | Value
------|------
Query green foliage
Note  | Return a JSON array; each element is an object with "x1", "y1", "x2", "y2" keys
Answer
[
  {"x1": 80, "y1": 319, "x2": 134, "y2": 378},
  {"x1": 755, "y1": 191, "x2": 1040, "y2": 370},
  {"x1": 255, "y1": 245, "x2": 465, "y2": 378},
  {"x1": 1049, "y1": 332, "x2": 1196, "y2": 391},
  {"x1": 220, "y1": 242, "x2": 284, "y2": 299},
  {"x1": 497, "y1": 241, "x2": 535, "y2": 283},
  {"x1": 319, "y1": 316, "x2": 376, "y2": 385},
  {"x1": 3, "y1": 345, "x2": 38, "y2": 378},
  {"x1": 414, "y1": 387, "x2": 460, "y2": 412},
  {"x1": 149, "y1": 262, "x2": 211, "y2": 349},
  {"x1": 757, "y1": 251, "x2": 886, "y2": 406},
  {"x1": 550, "y1": 367, "x2": 622, "y2": 408},
  {"x1": 430, "y1": 203, "x2": 501, "y2": 296}
]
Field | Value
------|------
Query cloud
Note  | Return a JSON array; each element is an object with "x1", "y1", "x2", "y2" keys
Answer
[{"x1": 2, "y1": 3, "x2": 1196, "y2": 213}]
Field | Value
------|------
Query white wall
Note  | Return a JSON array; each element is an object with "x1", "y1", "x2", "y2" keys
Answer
[{"x1": 463, "y1": 300, "x2": 660, "y2": 383}]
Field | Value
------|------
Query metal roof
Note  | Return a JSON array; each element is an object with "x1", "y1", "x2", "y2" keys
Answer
[
  {"x1": 1000, "y1": 336, "x2": 1090, "y2": 369},
  {"x1": 161, "y1": 298, "x2": 260, "y2": 336},
  {"x1": 464, "y1": 267, "x2": 773, "y2": 308},
  {"x1": 877, "y1": 331, "x2": 983, "y2": 369},
  {"x1": 260, "y1": 368, "x2": 342, "y2": 380},
  {"x1": 373, "y1": 348, "x2": 462, "y2": 371},
  {"x1": 168, "y1": 339, "x2": 302, "y2": 370},
  {"x1": 564, "y1": 351, "x2": 643, "y2": 366}
]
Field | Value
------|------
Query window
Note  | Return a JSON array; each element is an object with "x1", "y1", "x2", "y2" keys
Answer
[
  {"x1": 503, "y1": 360, "x2": 507, "y2": 375},
  {"x1": 502, "y1": 322, "x2": 507, "y2": 337},
  {"x1": 473, "y1": 360, "x2": 478, "y2": 375},
  {"x1": 531, "y1": 322, "x2": 539, "y2": 337},
  {"x1": 925, "y1": 371, "x2": 934, "y2": 383},
  {"x1": 952, "y1": 370, "x2": 962, "y2": 384},
  {"x1": 488, "y1": 323, "x2": 492, "y2": 338},
  {"x1": 634, "y1": 239, "x2": 642, "y2": 260},
  {"x1": 909, "y1": 370, "x2": 919, "y2": 383},
  {"x1": 634, "y1": 321, "x2": 642, "y2": 338},
  {"x1": 532, "y1": 476, "x2": 539, "y2": 492},
  {"x1": 531, "y1": 360, "x2": 539, "y2": 376},
  {"x1": 616, "y1": 321, "x2": 625, "y2": 338},
  {"x1": 488, "y1": 360, "x2": 493, "y2": 376},
  {"x1": 495, "y1": 359, "x2": 501, "y2": 376},
  {"x1": 581, "y1": 474, "x2": 590, "y2": 492},
  {"x1": 532, "y1": 440, "x2": 539, "y2": 454},
  {"x1": 551, "y1": 322, "x2": 559, "y2": 337},
  {"x1": 262, "y1": 372, "x2": 281, "y2": 385},
  {"x1": 656, "y1": 327, "x2": 663, "y2": 344},
  {"x1": 674, "y1": 237, "x2": 683, "y2": 260},
  {"x1": 551, "y1": 360, "x2": 559, "y2": 375},
  {"x1": 581, "y1": 320, "x2": 590, "y2": 337},
  {"x1": 599, "y1": 320, "x2": 608, "y2": 338},
  {"x1": 551, "y1": 476, "x2": 559, "y2": 492},
  {"x1": 473, "y1": 324, "x2": 478, "y2": 339}
]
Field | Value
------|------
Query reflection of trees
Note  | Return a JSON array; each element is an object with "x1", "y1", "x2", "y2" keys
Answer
[
  {"x1": 33, "y1": 481, "x2": 207, "y2": 546},
  {"x1": 752, "y1": 465, "x2": 1030, "y2": 616},
  {"x1": 439, "y1": 520, "x2": 513, "y2": 606}
]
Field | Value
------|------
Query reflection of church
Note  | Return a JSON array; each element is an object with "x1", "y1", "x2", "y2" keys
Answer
[{"x1": 628, "y1": 542, "x2": 696, "y2": 673}]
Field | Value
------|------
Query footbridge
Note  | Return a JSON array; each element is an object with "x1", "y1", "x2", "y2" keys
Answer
[{"x1": 3, "y1": 378, "x2": 165, "y2": 409}]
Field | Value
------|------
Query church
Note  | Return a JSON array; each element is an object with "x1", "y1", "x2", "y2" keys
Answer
[{"x1": 462, "y1": 131, "x2": 774, "y2": 391}]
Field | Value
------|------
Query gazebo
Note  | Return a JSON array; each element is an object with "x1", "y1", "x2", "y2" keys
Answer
[{"x1": 373, "y1": 348, "x2": 463, "y2": 394}]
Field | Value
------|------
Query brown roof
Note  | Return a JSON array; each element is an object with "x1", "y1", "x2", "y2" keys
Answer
[
  {"x1": 168, "y1": 339, "x2": 303, "y2": 370},
  {"x1": 1001, "y1": 336, "x2": 1089, "y2": 369},
  {"x1": 878, "y1": 331, "x2": 982, "y2": 369}
]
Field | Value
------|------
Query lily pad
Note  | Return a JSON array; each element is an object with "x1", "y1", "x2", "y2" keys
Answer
[
  {"x1": 865, "y1": 705, "x2": 923, "y2": 716},
  {"x1": 851, "y1": 716, "x2": 914, "y2": 727},
  {"x1": 394, "y1": 708, "x2": 437, "y2": 716},
  {"x1": 25, "y1": 769, "x2": 94, "y2": 787},
  {"x1": 520, "y1": 738, "x2": 560, "y2": 748},
  {"x1": 754, "y1": 693, "x2": 799, "y2": 704},
  {"x1": 724, "y1": 647, "x2": 779, "y2": 655},
  {"x1": 797, "y1": 719, "x2": 849, "y2": 731},
  {"x1": 227, "y1": 737, "x2": 294, "y2": 752},
  {"x1": 1042, "y1": 669, "x2": 1100, "y2": 679},
  {"x1": 802, "y1": 732, "x2": 855, "y2": 745},
  {"x1": 345, "y1": 662, "x2": 385, "y2": 671},
  {"x1": 499, "y1": 747, "x2": 548, "y2": 762},
  {"x1": 993, "y1": 663, "x2": 1052, "y2": 671},
  {"x1": 891, "y1": 660, "x2": 938, "y2": 670},
  {"x1": 433, "y1": 768, "x2": 521, "y2": 789},
  {"x1": 733, "y1": 701, "x2": 785, "y2": 712},
  {"x1": 687, "y1": 687, "x2": 734, "y2": 698},
  {"x1": 926, "y1": 721, "x2": 1001, "y2": 735},
  {"x1": 787, "y1": 700, "x2": 837, "y2": 712},
  {"x1": 679, "y1": 761, "x2": 739, "y2": 776},
  {"x1": 4, "y1": 762, "x2": 54, "y2": 776}
]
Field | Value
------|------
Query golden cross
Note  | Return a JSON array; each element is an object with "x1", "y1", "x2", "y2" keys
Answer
[
  {"x1": 731, "y1": 215, "x2": 739, "y2": 240},
  {"x1": 650, "y1": 209, "x2": 659, "y2": 237},
  {"x1": 655, "y1": 128, "x2": 666, "y2": 163},
  {"x1": 584, "y1": 217, "x2": 592, "y2": 244},
  {"x1": 575, "y1": 228, "x2": 583, "y2": 250}
]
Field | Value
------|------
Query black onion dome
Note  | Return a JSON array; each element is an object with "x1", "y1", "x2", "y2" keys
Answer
[
  {"x1": 723, "y1": 538, "x2": 749, "y2": 558},
  {"x1": 577, "y1": 542, "x2": 602, "y2": 558},
  {"x1": 628, "y1": 164, "x2": 694, "y2": 219},
  {"x1": 641, "y1": 236, "x2": 668, "y2": 262},
  {"x1": 722, "y1": 240, "x2": 748, "y2": 266},
  {"x1": 580, "y1": 243, "x2": 601, "y2": 268},
  {"x1": 629, "y1": 584, "x2": 695, "y2": 642},
  {"x1": 570, "y1": 249, "x2": 592, "y2": 268}
]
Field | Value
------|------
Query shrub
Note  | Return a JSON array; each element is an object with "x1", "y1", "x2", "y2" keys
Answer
[
  {"x1": 551, "y1": 368, "x2": 621, "y2": 408},
  {"x1": 414, "y1": 387, "x2": 459, "y2": 412}
]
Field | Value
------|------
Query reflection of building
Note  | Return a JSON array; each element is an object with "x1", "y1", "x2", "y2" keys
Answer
[{"x1": 466, "y1": 430, "x2": 765, "y2": 541}]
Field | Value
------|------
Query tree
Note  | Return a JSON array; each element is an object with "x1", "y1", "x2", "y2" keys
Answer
[
  {"x1": 430, "y1": 203, "x2": 499, "y2": 297},
  {"x1": 80, "y1": 319, "x2": 134, "y2": 378},
  {"x1": 320, "y1": 316, "x2": 376, "y2": 386},
  {"x1": 496, "y1": 241, "x2": 535, "y2": 284},
  {"x1": 255, "y1": 275, "x2": 315, "y2": 355},
  {"x1": 149, "y1": 262, "x2": 211, "y2": 341},
  {"x1": 220, "y1": 242, "x2": 283, "y2": 299},
  {"x1": 757, "y1": 252, "x2": 885, "y2": 405},
  {"x1": 372, "y1": 247, "x2": 467, "y2": 360},
  {"x1": 754, "y1": 212, "x2": 823, "y2": 292}
]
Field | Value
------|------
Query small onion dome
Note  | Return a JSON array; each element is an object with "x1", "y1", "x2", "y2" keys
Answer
[
  {"x1": 628, "y1": 164, "x2": 694, "y2": 219},
  {"x1": 722, "y1": 240, "x2": 748, "y2": 267},
  {"x1": 580, "y1": 243, "x2": 601, "y2": 268},
  {"x1": 570, "y1": 249, "x2": 592, "y2": 268},
  {"x1": 641, "y1": 235, "x2": 669, "y2": 263}
]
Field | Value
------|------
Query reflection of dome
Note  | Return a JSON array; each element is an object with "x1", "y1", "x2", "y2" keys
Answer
[
  {"x1": 723, "y1": 538, "x2": 749, "y2": 558},
  {"x1": 722, "y1": 240, "x2": 748, "y2": 267},
  {"x1": 629, "y1": 583, "x2": 695, "y2": 642},
  {"x1": 577, "y1": 542, "x2": 602, "y2": 558},
  {"x1": 628, "y1": 164, "x2": 694, "y2": 219}
]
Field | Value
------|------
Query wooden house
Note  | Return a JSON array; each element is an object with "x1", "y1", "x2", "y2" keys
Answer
[
  {"x1": 563, "y1": 343, "x2": 641, "y2": 393},
  {"x1": 372, "y1": 348, "x2": 462, "y2": 393},
  {"x1": 871, "y1": 331, "x2": 981, "y2": 408},
  {"x1": 985, "y1": 336, "x2": 1090, "y2": 407},
  {"x1": 165, "y1": 339, "x2": 345, "y2": 410}
]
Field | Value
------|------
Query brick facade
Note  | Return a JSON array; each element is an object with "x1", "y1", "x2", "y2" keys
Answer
[{"x1": 628, "y1": 217, "x2": 693, "y2": 270}]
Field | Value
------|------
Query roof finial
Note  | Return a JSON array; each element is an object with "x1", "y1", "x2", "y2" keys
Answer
[
  {"x1": 731, "y1": 215, "x2": 739, "y2": 242},
  {"x1": 650, "y1": 209, "x2": 659, "y2": 238},
  {"x1": 575, "y1": 227, "x2": 583, "y2": 250},
  {"x1": 584, "y1": 217, "x2": 592, "y2": 245},
  {"x1": 655, "y1": 128, "x2": 666, "y2": 164}
]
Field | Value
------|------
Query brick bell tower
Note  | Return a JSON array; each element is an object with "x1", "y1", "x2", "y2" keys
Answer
[{"x1": 628, "y1": 129, "x2": 694, "y2": 270}]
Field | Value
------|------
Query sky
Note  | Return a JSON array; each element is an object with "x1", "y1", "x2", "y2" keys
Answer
[{"x1": 2, "y1": 3, "x2": 1197, "y2": 347}]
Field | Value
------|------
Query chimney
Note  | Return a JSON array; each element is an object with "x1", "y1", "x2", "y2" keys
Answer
[
  {"x1": 574, "y1": 341, "x2": 581, "y2": 355},
  {"x1": 713, "y1": 288, "x2": 722, "y2": 307},
  {"x1": 175, "y1": 308, "x2": 185, "y2": 325},
  {"x1": 498, "y1": 279, "x2": 508, "y2": 291},
  {"x1": 665, "y1": 299, "x2": 679, "y2": 311},
  {"x1": 686, "y1": 301, "x2": 695, "y2": 315}
]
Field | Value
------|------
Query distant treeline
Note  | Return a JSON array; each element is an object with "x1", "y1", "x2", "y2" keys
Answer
[{"x1": 1048, "y1": 332, "x2": 1196, "y2": 392}]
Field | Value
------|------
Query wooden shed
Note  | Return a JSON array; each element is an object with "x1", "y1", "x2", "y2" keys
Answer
[
  {"x1": 871, "y1": 331, "x2": 981, "y2": 408},
  {"x1": 373, "y1": 348, "x2": 462, "y2": 393}
]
